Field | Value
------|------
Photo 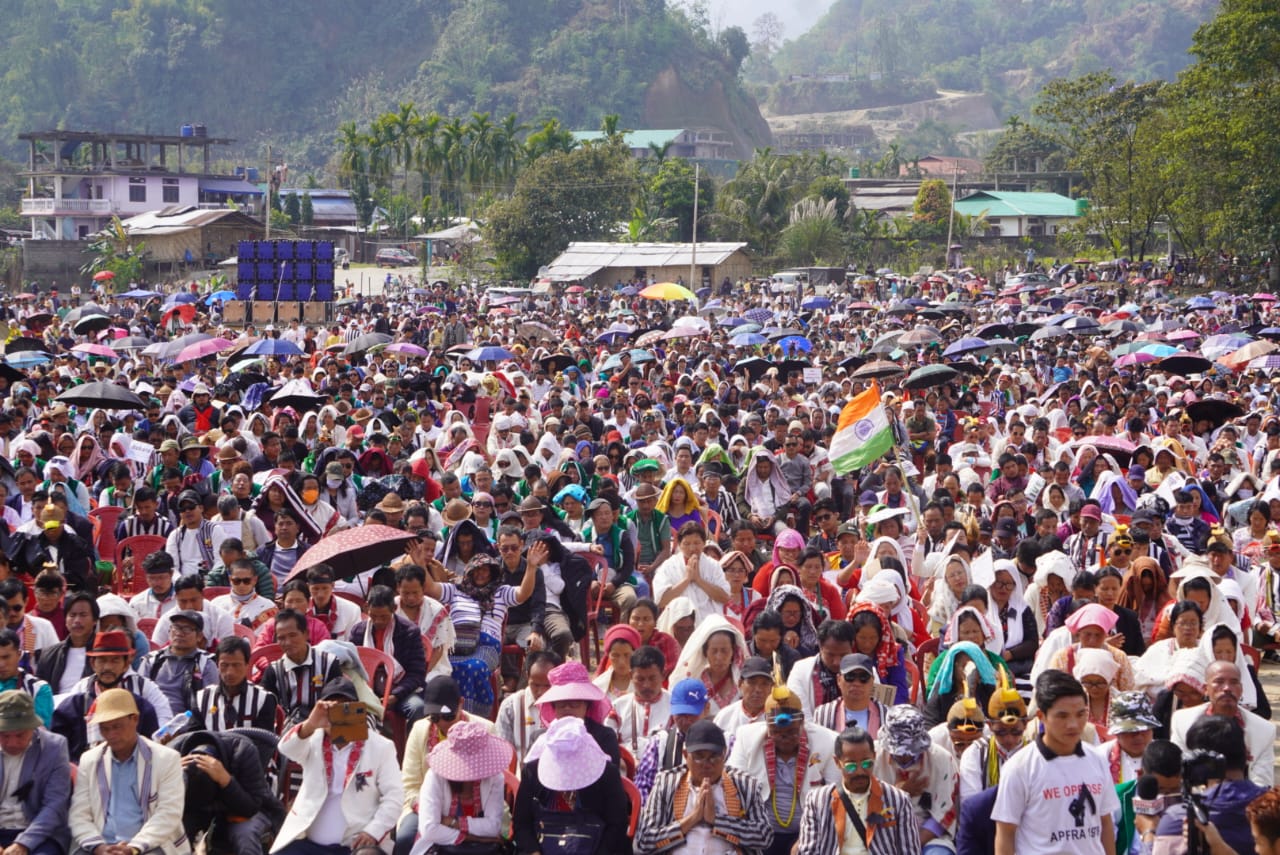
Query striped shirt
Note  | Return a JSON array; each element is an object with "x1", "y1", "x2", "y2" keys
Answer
[{"x1": 437, "y1": 583, "x2": 519, "y2": 640}]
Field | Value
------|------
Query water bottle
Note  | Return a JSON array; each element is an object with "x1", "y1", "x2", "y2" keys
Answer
[{"x1": 154, "y1": 710, "x2": 192, "y2": 740}]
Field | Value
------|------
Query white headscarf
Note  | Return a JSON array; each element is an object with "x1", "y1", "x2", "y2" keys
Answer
[{"x1": 673, "y1": 614, "x2": 749, "y2": 685}]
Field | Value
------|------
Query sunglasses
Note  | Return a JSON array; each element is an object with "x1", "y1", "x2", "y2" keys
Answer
[
  {"x1": 1111, "y1": 548, "x2": 1131, "y2": 556},
  {"x1": 948, "y1": 720, "x2": 981, "y2": 733},
  {"x1": 842, "y1": 671, "x2": 873, "y2": 684},
  {"x1": 842, "y1": 759, "x2": 875, "y2": 773},
  {"x1": 428, "y1": 711, "x2": 457, "y2": 723},
  {"x1": 230, "y1": 577, "x2": 256, "y2": 585},
  {"x1": 991, "y1": 725, "x2": 1026, "y2": 738},
  {"x1": 814, "y1": 513, "x2": 832, "y2": 522}
]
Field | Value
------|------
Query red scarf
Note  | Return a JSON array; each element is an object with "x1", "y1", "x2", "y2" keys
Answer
[{"x1": 322, "y1": 735, "x2": 364, "y2": 790}]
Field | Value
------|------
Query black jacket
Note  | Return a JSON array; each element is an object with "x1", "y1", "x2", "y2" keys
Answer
[
  {"x1": 1112, "y1": 604, "x2": 1147, "y2": 656},
  {"x1": 347, "y1": 614, "x2": 427, "y2": 704},
  {"x1": 34, "y1": 637, "x2": 94, "y2": 690},
  {"x1": 515, "y1": 758, "x2": 631, "y2": 855},
  {"x1": 169, "y1": 729, "x2": 285, "y2": 839},
  {"x1": 538, "y1": 536, "x2": 593, "y2": 642},
  {"x1": 8, "y1": 527, "x2": 96, "y2": 591}
]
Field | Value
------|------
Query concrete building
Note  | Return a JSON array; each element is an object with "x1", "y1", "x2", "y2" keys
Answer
[{"x1": 541, "y1": 241, "x2": 751, "y2": 289}]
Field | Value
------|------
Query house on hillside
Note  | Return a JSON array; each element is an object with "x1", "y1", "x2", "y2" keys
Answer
[
  {"x1": 19, "y1": 128, "x2": 262, "y2": 240},
  {"x1": 116, "y1": 207, "x2": 262, "y2": 270},
  {"x1": 953, "y1": 190, "x2": 1087, "y2": 238},
  {"x1": 571, "y1": 129, "x2": 736, "y2": 162},
  {"x1": 540, "y1": 241, "x2": 751, "y2": 289},
  {"x1": 901, "y1": 155, "x2": 984, "y2": 179}
]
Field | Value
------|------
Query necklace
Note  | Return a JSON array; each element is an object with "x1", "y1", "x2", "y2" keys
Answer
[{"x1": 765, "y1": 729, "x2": 809, "y2": 828}]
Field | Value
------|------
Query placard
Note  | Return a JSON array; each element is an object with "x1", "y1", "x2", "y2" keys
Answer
[{"x1": 802, "y1": 367, "x2": 822, "y2": 384}]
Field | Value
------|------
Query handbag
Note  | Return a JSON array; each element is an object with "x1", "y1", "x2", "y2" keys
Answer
[{"x1": 534, "y1": 802, "x2": 606, "y2": 855}]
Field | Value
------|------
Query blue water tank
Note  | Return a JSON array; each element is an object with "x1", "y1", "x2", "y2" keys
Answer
[
  {"x1": 180, "y1": 124, "x2": 194, "y2": 138},
  {"x1": 234, "y1": 166, "x2": 245, "y2": 178},
  {"x1": 246, "y1": 167, "x2": 259, "y2": 182}
]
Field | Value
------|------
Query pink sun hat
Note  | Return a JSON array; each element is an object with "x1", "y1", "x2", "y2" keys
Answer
[
  {"x1": 535, "y1": 660, "x2": 613, "y2": 727},
  {"x1": 1064, "y1": 602, "x2": 1119, "y2": 635},
  {"x1": 427, "y1": 720, "x2": 513, "y2": 782},
  {"x1": 525, "y1": 716, "x2": 609, "y2": 792}
]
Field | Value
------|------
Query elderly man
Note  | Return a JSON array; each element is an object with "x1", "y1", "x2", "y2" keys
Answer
[
  {"x1": 69, "y1": 688, "x2": 188, "y2": 855},
  {"x1": 812, "y1": 653, "x2": 889, "y2": 737},
  {"x1": 726, "y1": 685, "x2": 839, "y2": 855},
  {"x1": 635, "y1": 720, "x2": 773, "y2": 854},
  {"x1": 270, "y1": 678, "x2": 402, "y2": 855},
  {"x1": 795, "y1": 725, "x2": 920, "y2": 855},
  {"x1": 0, "y1": 690, "x2": 72, "y2": 855},
  {"x1": 1171, "y1": 660, "x2": 1275, "y2": 787}
]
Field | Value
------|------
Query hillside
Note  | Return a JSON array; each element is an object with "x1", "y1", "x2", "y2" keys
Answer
[
  {"x1": 0, "y1": 0, "x2": 771, "y2": 169},
  {"x1": 756, "y1": 0, "x2": 1218, "y2": 119}
]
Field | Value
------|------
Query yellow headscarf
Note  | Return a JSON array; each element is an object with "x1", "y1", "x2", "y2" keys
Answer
[{"x1": 655, "y1": 476, "x2": 700, "y2": 517}]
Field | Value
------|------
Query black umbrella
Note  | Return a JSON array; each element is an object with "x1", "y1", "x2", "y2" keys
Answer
[
  {"x1": 902, "y1": 364, "x2": 959, "y2": 390},
  {"x1": 4, "y1": 337, "x2": 48, "y2": 355},
  {"x1": 774, "y1": 359, "x2": 812, "y2": 378},
  {"x1": 72, "y1": 314, "x2": 113, "y2": 335},
  {"x1": 343, "y1": 333, "x2": 393, "y2": 356},
  {"x1": 62, "y1": 303, "x2": 108, "y2": 324},
  {"x1": 851, "y1": 360, "x2": 906, "y2": 380},
  {"x1": 885, "y1": 302, "x2": 915, "y2": 316},
  {"x1": 974, "y1": 323, "x2": 1013, "y2": 339},
  {"x1": 23, "y1": 312, "x2": 53, "y2": 328},
  {"x1": 837, "y1": 354, "x2": 866, "y2": 373},
  {"x1": 55, "y1": 381, "x2": 146, "y2": 410},
  {"x1": 733, "y1": 357, "x2": 772, "y2": 380},
  {"x1": 539, "y1": 353, "x2": 576, "y2": 373},
  {"x1": 268, "y1": 380, "x2": 325, "y2": 412},
  {"x1": 1186, "y1": 398, "x2": 1245, "y2": 428},
  {"x1": 946, "y1": 360, "x2": 987, "y2": 376},
  {"x1": 0, "y1": 362, "x2": 26, "y2": 385},
  {"x1": 1010, "y1": 322, "x2": 1040, "y2": 338},
  {"x1": 1102, "y1": 320, "x2": 1141, "y2": 336},
  {"x1": 1030, "y1": 325, "x2": 1070, "y2": 342},
  {"x1": 1156, "y1": 353, "x2": 1213, "y2": 376},
  {"x1": 226, "y1": 371, "x2": 269, "y2": 390}
]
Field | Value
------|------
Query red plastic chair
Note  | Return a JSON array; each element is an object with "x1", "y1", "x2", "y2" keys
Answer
[
  {"x1": 584, "y1": 553, "x2": 616, "y2": 667},
  {"x1": 913, "y1": 636, "x2": 941, "y2": 678},
  {"x1": 904, "y1": 658, "x2": 922, "y2": 706},
  {"x1": 621, "y1": 776, "x2": 642, "y2": 836},
  {"x1": 137, "y1": 617, "x2": 158, "y2": 640},
  {"x1": 504, "y1": 769, "x2": 519, "y2": 812},
  {"x1": 248, "y1": 643, "x2": 284, "y2": 682},
  {"x1": 233, "y1": 623, "x2": 256, "y2": 641},
  {"x1": 203, "y1": 586, "x2": 231, "y2": 601},
  {"x1": 618, "y1": 744, "x2": 637, "y2": 780},
  {"x1": 114, "y1": 535, "x2": 168, "y2": 595},
  {"x1": 355, "y1": 647, "x2": 396, "y2": 710},
  {"x1": 89, "y1": 506, "x2": 123, "y2": 564}
]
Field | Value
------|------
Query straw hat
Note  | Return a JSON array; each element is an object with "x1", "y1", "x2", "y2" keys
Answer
[
  {"x1": 441, "y1": 499, "x2": 473, "y2": 527},
  {"x1": 525, "y1": 716, "x2": 608, "y2": 792},
  {"x1": 427, "y1": 721, "x2": 513, "y2": 782},
  {"x1": 88, "y1": 688, "x2": 139, "y2": 725},
  {"x1": 375, "y1": 493, "x2": 405, "y2": 513},
  {"x1": 216, "y1": 445, "x2": 241, "y2": 463}
]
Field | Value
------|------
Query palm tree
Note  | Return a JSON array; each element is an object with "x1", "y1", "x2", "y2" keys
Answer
[
  {"x1": 601, "y1": 113, "x2": 625, "y2": 143},
  {"x1": 524, "y1": 119, "x2": 578, "y2": 160},
  {"x1": 439, "y1": 118, "x2": 469, "y2": 214},
  {"x1": 415, "y1": 112, "x2": 443, "y2": 211},
  {"x1": 335, "y1": 122, "x2": 367, "y2": 190},
  {"x1": 491, "y1": 113, "x2": 527, "y2": 190},
  {"x1": 466, "y1": 112, "x2": 496, "y2": 197},
  {"x1": 387, "y1": 102, "x2": 420, "y2": 193},
  {"x1": 647, "y1": 140, "x2": 673, "y2": 162}
]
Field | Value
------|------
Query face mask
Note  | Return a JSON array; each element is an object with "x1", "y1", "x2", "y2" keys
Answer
[
  {"x1": 326, "y1": 478, "x2": 342, "y2": 489},
  {"x1": 302, "y1": 489, "x2": 320, "y2": 504}
]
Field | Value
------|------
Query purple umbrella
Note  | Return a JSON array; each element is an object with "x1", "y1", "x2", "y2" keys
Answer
[{"x1": 385, "y1": 342, "x2": 429, "y2": 357}]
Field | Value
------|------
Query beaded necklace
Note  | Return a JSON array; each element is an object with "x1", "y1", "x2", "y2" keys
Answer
[{"x1": 764, "y1": 727, "x2": 809, "y2": 828}]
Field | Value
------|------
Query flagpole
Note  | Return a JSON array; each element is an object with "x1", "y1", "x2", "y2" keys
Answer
[{"x1": 884, "y1": 395, "x2": 925, "y2": 534}]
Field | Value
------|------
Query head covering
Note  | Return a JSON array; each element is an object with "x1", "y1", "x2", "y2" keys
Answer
[
  {"x1": 594, "y1": 624, "x2": 643, "y2": 677},
  {"x1": 655, "y1": 596, "x2": 697, "y2": 638},
  {"x1": 882, "y1": 704, "x2": 932, "y2": 757},
  {"x1": 537, "y1": 661, "x2": 613, "y2": 727},
  {"x1": 88, "y1": 688, "x2": 139, "y2": 724},
  {"x1": 655, "y1": 476, "x2": 700, "y2": 517},
  {"x1": 1163, "y1": 647, "x2": 1209, "y2": 695},
  {"x1": 427, "y1": 720, "x2": 513, "y2": 782},
  {"x1": 525, "y1": 716, "x2": 609, "y2": 792},
  {"x1": 845, "y1": 601, "x2": 899, "y2": 680},
  {"x1": 743, "y1": 447, "x2": 791, "y2": 517},
  {"x1": 856, "y1": 571, "x2": 913, "y2": 633},
  {"x1": 1063, "y1": 602, "x2": 1119, "y2": 635},
  {"x1": 930, "y1": 641, "x2": 998, "y2": 700},
  {"x1": 1072, "y1": 647, "x2": 1120, "y2": 684},
  {"x1": 987, "y1": 667, "x2": 1026, "y2": 722},
  {"x1": 670, "y1": 678, "x2": 709, "y2": 716},
  {"x1": 1197, "y1": 621, "x2": 1259, "y2": 708},
  {"x1": 1108, "y1": 691, "x2": 1161, "y2": 734},
  {"x1": 762, "y1": 584, "x2": 820, "y2": 654},
  {"x1": 673, "y1": 614, "x2": 748, "y2": 687},
  {"x1": 943, "y1": 605, "x2": 1004, "y2": 656},
  {"x1": 0, "y1": 690, "x2": 42, "y2": 732}
]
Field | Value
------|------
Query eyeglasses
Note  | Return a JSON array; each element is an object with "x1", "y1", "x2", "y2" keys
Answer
[
  {"x1": 948, "y1": 720, "x2": 981, "y2": 733},
  {"x1": 230, "y1": 577, "x2": 256, "y2": 585},
  {"x1": 473, "y1": 501, "x2": 493, "y2": 508},
  {"x1": 498, "y1": 545, "x2": 522, "y2": 554},
  {"x1": 1080, "y1": 678, "x2": 1110, "y2": 690},
  {"x1": 170, "y1": 623, "x2": 198, "y2": 635},
  {"x1": 1111, "y1": 548, "x2": 1131, "y2": 556},
  {"x1": 991, "y1": 725, "x2": 1026, "y2": 738},
  {"x1": 991, "y1": 580, "x2": 1014, "y2": 590},
  {"x1": 494, "y1": 502, "x2": 510, "y2": 511},
  {"x1": 842, "y1": 759, "x2": 875, "y2": 773}
]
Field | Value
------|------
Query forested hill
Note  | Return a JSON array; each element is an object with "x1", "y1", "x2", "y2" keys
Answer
[
  {"x1": 756, "y1": 0, "x2": 1218, "y2": 116},
  {"x1": 0, "y1": 0, "x2": 770, "y2": 166}
]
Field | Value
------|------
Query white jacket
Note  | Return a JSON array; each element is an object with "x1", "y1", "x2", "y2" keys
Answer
[
  {"x1": 70, "y1": 736, "x2": 190, "y2": 855},
  {"x1": 726, "y1": 720, "x2": 840, "y2": 811},
  {"x1": 271, "y1": 726, "x2": 403, "y2": 853},
  {"x1": 1171, "y1": 702, "x2": 1276, "y2": 788}
]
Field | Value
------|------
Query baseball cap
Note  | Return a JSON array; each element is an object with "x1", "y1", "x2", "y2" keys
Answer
[
  {"x1": 995, "y1": 518, "x2": 1019, "y2": 537},
  {"x1": 423, "y1": 678, "x2": 462, "y2": 716},
  {"x1": 684, "y1": 720, "x2": 726, "y2": 754},
  {"x1": 740, "y1": 656, "x2": 772, "y2": 680},
  {"x1": 169, "y1": 610, "x2": 204, "y2": 632},
  {"x1": 1079, "y1": 504, "x2": 1102, "y2": 521},
  {"x1": 836, "y1": 521, "x2": 861, "y2": 539},
  {"x1": 670, "y1": 678, "x2": 709, "y2": 716},
  {"x1": 840, "y1": 653, "x2": 876, "y2": 679}
]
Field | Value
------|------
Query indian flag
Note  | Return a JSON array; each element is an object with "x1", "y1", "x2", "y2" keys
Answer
[{"x1": 830, "y1": 382, "x2": 894, "y2": 475}]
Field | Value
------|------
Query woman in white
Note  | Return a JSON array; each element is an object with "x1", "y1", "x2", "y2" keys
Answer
[
  {"x1": 410, "y1": 721, "x2": 511, "y2": 855},
  {"x1": 925, "y1": 554, "x2": 970, "y2": 633},
  {"x1": 672, "y1": 614, "x2": 749, "y2": 716},
  {"x1": 651, "y1": 520, "x2": 730, "y2": 621}
]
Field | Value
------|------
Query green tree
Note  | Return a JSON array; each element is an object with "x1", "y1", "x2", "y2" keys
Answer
[
  {"x1": 299, "y1": 192, "x2": 314, "y2": 226},
  {"x1": 648, "y1": 159, "x2": 714, "y2": 242},
  {"x1": 487, "y1": 143, "x2": 640, "y2": 279},
  {"x1": 913, "y1": 179, "x2": 951, "y2": 225},
  {"x1": 524, "y1": 118, "x2": 578, "y2": 160},
  {"x1": 80, "y1": 216, "x2": 145, "y2": 290},
  {"x1": 780, "y1": 197, "x2": 844, "y2": 265},
  {"x1": 283, "y1": 191, "x2": 300, "y2": 223},
  {"x1": 718, "y1": 26, "x2": 750, "y2": 75}
]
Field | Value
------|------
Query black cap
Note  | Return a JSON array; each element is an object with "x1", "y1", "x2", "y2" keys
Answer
[
  {"x1": 741, "y1": 656, "x2": 772, "y2": 679},
  {"x1": 423, "y1": 677, "x2": 462, "y2": 715},
  {"x1": 684, "y1": 720, "x2": 726, "y2": 754},
  {"x1": 995, "y1": 518, "x2": 1019, "y2": 537},
  {"x1": 318, "y1": 677, "x2": 358, "y2": 701}
]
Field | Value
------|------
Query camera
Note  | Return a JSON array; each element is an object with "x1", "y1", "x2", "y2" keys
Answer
[{"x1": 1182, "y1": 749, "x2": 1226, "y2": 854}]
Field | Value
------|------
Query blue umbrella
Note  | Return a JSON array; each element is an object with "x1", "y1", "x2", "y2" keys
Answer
[
  {"x1": 1187, "y1": 296, "x2": 1216, "y2": 311},
  {"x1": 165, "y1": 293, "x2": 199, "y2": 305},
  {"x1": 777, "y1": 335, "x2": 812, "y2": 353},
  {"x1": 246, "y1": 339, "x2": 305, "y2": 357},
  {"x1": 718, "y1": 316, "x2": 746, "y2": 327},
  {"x1": 599, "y1": 348, "x2": 654, "y2": 371},
  {"x1": 801, "y1": 296, "x2": 832, "y2": 310},
  {"x1": 467, "y1": 346, "x2": 515, "y2": 362},
  {"x1": 204, "y1": 290, "x2": 237, "y2": 304},
  {"x1": 119, "y1": 289, "x2": 162, "y2": 299},
  {"x1": 5, "y1": 351, "x2": 49, "y2": 367},
  {"x1": 729, "y1": 332, "x2": 768, "y2": 346},
  {"x1": 732, "y1": 323, "x2": 763, "y2": 334},
  {"x1": 744, "y1": 307, "x2": 773, "y2": 324},
  {"x1": 943, "y1": 337, "x2": 989, "y2": 357}
]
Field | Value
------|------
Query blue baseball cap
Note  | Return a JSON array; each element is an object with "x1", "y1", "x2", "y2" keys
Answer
[{"x1": 670, "y1": 678, "x2": 709, "y2": 716}]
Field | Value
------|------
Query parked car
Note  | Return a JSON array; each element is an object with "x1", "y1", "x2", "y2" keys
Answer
[{"x1": 376, "y1": 247, "x2": 417, "y2": 267}]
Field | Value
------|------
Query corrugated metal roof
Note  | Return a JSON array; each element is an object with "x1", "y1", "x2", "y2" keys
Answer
[
  {"x1": 119, "y1": 207, "x2": 259, "y2": 236},
  {"x1": 954, "y1": 191, "x2": 1082, "y2": 218},
  {"x1": 543, "y1": 241, "x2": 748, "y2": 280}
]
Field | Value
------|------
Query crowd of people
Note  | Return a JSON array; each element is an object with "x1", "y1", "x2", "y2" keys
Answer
[{"x1": 0, "y1": 265, "x2": 1278, "y2": 853}]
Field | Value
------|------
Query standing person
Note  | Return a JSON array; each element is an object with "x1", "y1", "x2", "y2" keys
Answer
[
  {"x1": 68, "y1": 688, "x2": 189, "y2": 855},
  {"x1": 634, "y1": 720, "x2": 774, "y2": 855},
  {"x1": 794, "y1": 725, "x2": 920, "y2": 854},
  {"x1": 992, "y1": 670, "x2": 1119, "y2": 855}
]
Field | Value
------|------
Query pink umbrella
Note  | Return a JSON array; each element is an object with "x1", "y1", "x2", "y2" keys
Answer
[
  {"x1": 172, "y1": 337, "x2": 233, "y2": 363},
  {"x1": 1115, "y1": 352, "x2": 1157, "y2": 368},
  {"x1": 72, "y1": 342, "x2": 119, "y2": 359},
  {"x1": 1165, "y1": 329, "x2": 1201, "y2": 342},
  {"x1": 1253, "y1": 292, "x2": 1277, "y2": 302},
  {"x1": 384, "y1": 342, "x2": 428, "y2": 357}
]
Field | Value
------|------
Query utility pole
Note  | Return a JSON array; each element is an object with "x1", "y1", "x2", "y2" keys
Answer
[
  {"x1": 944, "y1": 164, "x2": 959, "y2": 268},
  {"x1": 689, "y1": 163, "x2": 699, "y2": 296},
  {"x1": 265, "y1": 144, "x2": 272, "y2": 240}
]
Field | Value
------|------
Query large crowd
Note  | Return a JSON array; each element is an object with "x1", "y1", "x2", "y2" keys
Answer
[{"x1": 0, "y1": 264, "x2": 1277, "y2": 854}]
